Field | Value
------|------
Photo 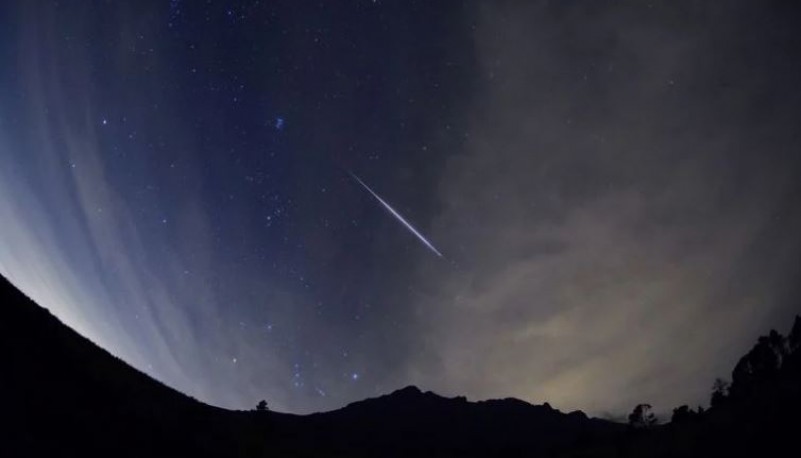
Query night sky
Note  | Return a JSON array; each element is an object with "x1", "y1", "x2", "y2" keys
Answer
[{"x1": 1, "y1": 1, "x2": 801, "y2": 417}]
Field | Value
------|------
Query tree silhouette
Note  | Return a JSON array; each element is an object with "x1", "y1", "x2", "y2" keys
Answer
[
  {"x1": 789, "y1": 315, "x2": 801, "y2": 353},
  {"x1": 731, "y1": 330, "x2": 787, "y2": 398},
  {"x1": 628, "y1": 403, "x2": 657, "y2": 429},
  {"x1": 767, "y1": 330, "x2": 788, "y2": 365},
  {"x1": 256, "y1": 400, "x2": 269, "y2": 412},
  {"x1": 787, "y1": 316, "x2": 801, "y2": 375},
  {"x1": 710, "y1": 378, "x2": 729, "y2": 408},
  {"x1": 670, "y1": 405, "x2": 694, "y2": 424}
]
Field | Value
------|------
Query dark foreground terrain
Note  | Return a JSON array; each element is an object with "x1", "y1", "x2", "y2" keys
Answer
[{"x1": 1, "y1": 274, "x2": 799, "y2": 457}]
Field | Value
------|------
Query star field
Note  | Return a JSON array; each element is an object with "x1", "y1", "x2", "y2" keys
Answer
[{"x1": 1, "y1": 1, "x2": 801, "y2": 415}]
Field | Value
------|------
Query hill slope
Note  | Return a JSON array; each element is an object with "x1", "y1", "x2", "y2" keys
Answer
[
  {"x1": 0, "y1": 275, "x2": 256, "y2": 457},
  {"x1": 0, "y1": 275, "x2": 622, "y2": 457}
]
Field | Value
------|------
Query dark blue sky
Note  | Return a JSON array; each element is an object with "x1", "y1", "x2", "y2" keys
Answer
[{"x1": 1, "y1": 1, "x2": 800, "y2": 416}]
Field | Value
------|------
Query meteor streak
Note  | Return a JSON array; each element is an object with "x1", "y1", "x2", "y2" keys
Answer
[{"x1": 349, "y1": 172, "x2": 444, "y2": 258}]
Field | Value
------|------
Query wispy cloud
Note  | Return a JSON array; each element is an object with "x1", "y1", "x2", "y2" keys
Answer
[{"x1": 407, "y1": 1, "x2": 801, "y2": 415}]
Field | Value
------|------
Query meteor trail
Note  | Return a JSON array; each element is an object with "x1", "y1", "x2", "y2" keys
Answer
[{"x1": 349, "y1": 172, "x2": 444, "y2": 258}]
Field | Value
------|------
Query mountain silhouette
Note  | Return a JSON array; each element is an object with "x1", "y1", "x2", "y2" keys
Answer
[
  {"x1": 280, "y1": 385, "x2": 621, "y2": 456},
  {"x1": 0, "y1": 274, "x2": 620, "y2": 457},
  {"x1": 2, "y1": 273, "x2": 799, "y2": 457}
]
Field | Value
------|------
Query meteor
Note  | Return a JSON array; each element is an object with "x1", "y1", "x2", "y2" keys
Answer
[{"x1": 349, "y1": 172, "x2": 444, "y2": 258}]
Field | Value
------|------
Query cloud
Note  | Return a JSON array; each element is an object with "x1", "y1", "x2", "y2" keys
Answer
[
  {"x1": 0, "y1": 3, "x2": 301, "y2": 411},
  {"x1": 2, "y1": 0, "x2": 800, "y2": 418},
  {"x1": 408, "y1": 1, "x2": 801, "y2": 415}
]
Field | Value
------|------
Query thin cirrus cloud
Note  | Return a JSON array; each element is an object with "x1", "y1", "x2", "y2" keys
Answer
[{"x1": 0, "y1": 6, "x2": 297, "y2": 411}]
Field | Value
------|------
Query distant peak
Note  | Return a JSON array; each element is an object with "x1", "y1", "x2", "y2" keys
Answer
[{"x1": 391, "y1": 385, "x2": 422, "y2": 396}]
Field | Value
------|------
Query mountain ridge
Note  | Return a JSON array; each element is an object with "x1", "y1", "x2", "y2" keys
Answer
[
  {"x1": 0, "y1": 273, "x2": 622, "y2": 457},
  {"x1": 4, "y1": 272, "x2": 799, "y2": 457}
]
